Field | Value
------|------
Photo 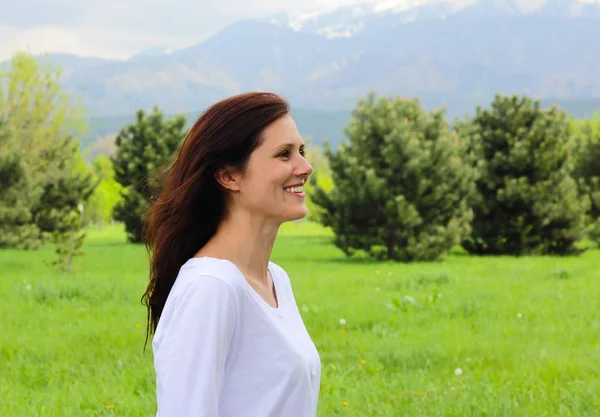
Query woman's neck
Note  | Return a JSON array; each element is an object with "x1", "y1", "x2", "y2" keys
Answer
[{"x1": 195, "y1": 210, "x2": 280, "y2": 285}]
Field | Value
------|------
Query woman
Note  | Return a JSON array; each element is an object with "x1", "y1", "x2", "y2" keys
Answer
[{"x1": 141, "y1": 92, "x2": 321, "y2": 417}]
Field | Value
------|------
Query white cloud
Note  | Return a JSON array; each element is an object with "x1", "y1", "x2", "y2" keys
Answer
[
  {"x1": 0, "y1": 0, "x2": 361, "y2": 61},
  {"x1": 0, "y1": 25, "x2": 202, "y2": 61}
]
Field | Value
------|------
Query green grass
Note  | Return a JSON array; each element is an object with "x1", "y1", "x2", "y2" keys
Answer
[{"x1": 2, "y1": 222, "x2": 600, "y2": 416}]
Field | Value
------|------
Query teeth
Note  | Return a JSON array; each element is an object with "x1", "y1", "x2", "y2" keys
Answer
[{"x1": 285, "y1": 185, "x2": 303, "y2": 193}]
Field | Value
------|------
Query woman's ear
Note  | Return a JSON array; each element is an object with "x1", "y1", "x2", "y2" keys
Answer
[{"x1": 214, "y1": 166, "x2": 241, "y2": 192}]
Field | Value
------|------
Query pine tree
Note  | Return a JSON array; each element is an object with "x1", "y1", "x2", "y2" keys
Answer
[
  {"x1": 311, "y1": 92, "x2": 477, "y2": 262},
  {"x1": 0, "y1": 117, "x2": 39, "y2": 248},
  {"x1": 572, "y1": 115, "x2": 600, "y2": 241},
  {"x1": 460, "y1": 94, "x2": 589, "y2": 255},
  {"x1": 40, "y1": 167, "x2": 96, "y2": 272},
  {"x1": 112, "y1": 106, "x2": 187, "y2": 243}
]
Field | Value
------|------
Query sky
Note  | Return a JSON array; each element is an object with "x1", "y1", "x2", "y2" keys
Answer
[
  {"x1": 0, "y1": 0, "x2": 366, "y2": 61},
  {"x1": 4, "y1": 0, "x2": 599, "y2": 61}
]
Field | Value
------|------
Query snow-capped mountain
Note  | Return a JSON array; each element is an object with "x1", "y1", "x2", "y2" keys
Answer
[
  {"x1": 276, "y1": 0, "x2": 600, "y2": 38},
  {"x1": 6, "y1": 0, "x2": 600, "y2": 128}
]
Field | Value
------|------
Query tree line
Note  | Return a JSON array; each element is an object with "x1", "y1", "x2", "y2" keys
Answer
[
  {"x1": 311, "y1": 92, "x2": 599, "y2": 261},
  {"x1": 1, "y1": 53, "x2": 599, "y2": 270}
]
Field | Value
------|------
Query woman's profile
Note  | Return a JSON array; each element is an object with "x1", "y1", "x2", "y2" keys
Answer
[{"x1": 141, "y1": 92, "x2": 321, "y2": 416}]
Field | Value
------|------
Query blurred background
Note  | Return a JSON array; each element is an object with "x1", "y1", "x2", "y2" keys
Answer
[{"x1": 1, "y1": 0, "x2": 599, "y2": 416}]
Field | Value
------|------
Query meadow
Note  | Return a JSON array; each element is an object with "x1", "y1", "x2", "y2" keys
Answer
[{"x1": 1, "y1": 222, "x2": 599, "y2": 416}]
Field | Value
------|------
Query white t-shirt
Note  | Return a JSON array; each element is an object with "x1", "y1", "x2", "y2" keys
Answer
[{"x1": 152, "y1": 256, "x2": 321, "y2": 417}]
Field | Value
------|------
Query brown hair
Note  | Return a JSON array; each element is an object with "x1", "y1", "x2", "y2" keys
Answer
[{"x1": 141, "y1": 92, "x2": 290, "y2": 348}]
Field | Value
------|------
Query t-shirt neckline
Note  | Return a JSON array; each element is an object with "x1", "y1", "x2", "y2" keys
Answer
[{"x1": 189, "y1": 256, "x2": 284, "y2": 317}]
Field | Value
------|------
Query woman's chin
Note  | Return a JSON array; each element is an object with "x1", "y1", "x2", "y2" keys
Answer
[{"x1": 281, "y1": 206, "x2": 309, "y2": 223}]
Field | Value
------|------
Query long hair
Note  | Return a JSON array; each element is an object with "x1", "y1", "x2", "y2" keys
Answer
[{"x1": 141, "y1": 92, "x2": 290, "y2": 349}]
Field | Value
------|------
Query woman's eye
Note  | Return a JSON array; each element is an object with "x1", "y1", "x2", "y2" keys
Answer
[{"x1": 278, "y1": 149, "x2": 305, "y2": 158}]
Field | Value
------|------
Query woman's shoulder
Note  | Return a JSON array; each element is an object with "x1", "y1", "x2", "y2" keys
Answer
[
  {"x1": 152, "y1": 258, "x2": 241, "y2": 350},
  {"x1": 177, "y1": 256, "x2": 246, "y2": 292},
  {"x1": 174, "y1": 257, "x2": 294, "y2": 297}
]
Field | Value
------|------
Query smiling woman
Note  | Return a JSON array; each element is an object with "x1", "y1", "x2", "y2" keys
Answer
[{"x1": 141, "y1": 92, "x2": 319, "y2": 417}]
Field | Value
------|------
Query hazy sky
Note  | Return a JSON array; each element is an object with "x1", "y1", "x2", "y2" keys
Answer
[
  {"x1": 0, "y1": 0, "x2": 369, "y2": 61},
  {"x1": 5, "y1": 0, "x2": 598, "y2": 61}
]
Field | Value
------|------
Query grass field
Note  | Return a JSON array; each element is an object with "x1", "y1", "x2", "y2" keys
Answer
[{"x1": 2, "y1": 222, "x2": 600, "y2": 416}]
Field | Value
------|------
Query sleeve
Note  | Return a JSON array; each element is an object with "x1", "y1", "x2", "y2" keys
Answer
[{"x1": 153, "y1": 275, "x2": 237, "y2": 417}]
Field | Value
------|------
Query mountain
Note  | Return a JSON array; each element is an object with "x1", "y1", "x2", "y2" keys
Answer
[
  {"x1": 3, "y1": 0, "x2": 600, "y2": 149},
  {"x1": 82, "y1": 107, "x2": 352, "y2": 158},
  {"x1": 81, "y1": 96, "x2": 600, "y2": 159},
  {"x1": 128, "y1": 47, "x2": 178, "y2": 63},
  {"x1": 283, "y1": 0, "x2": 600, "y2": 37}
]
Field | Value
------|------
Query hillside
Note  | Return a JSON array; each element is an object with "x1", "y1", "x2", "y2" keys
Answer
[
  {"x1": 81, "y1": 96, "x2": 600, "y2": 158},
  {"x1": 81, "y1": 107, "x2": 352, "y2": 158}
]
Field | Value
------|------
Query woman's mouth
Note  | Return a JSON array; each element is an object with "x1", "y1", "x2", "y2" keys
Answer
[{"x1": 283, "y1": 183, "x2": 305, "y2": 197}]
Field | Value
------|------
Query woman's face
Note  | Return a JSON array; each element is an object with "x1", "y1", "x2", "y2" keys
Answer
[{"x1": 222, "y1": 115, "x2": 314, "y2": 223}]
